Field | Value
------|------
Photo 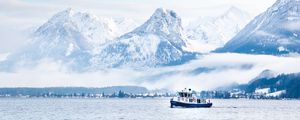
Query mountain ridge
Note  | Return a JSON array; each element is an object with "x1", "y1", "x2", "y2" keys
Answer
[
  {"x1": 185, "y1": 6, "x2": 251, "y2": 53},
  {"x1": 216, "y1": 0, "x2": 300, "y2": 55},
  {"x1": 0, "y1": 8, "x2": 197, "y2": 71},
  {"x1": 91, "y1": 8, "x2": 197, "y2": 68}
]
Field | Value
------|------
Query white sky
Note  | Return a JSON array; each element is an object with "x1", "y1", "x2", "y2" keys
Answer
[{"x1": 0, "y1": 0, "x2": 276, "y2": 53}]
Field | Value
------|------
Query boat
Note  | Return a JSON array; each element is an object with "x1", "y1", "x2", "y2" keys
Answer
[{"x1": 170, "y1": 88, "x2": 212, "y2": 108}]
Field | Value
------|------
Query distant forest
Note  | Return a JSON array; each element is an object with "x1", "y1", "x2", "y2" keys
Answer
[
  {"x1": 242, "y1": 73, "x2": 300, "y2": 98},
  {"x1": 0, "y1": 86, "x2": 148, "y2": 96}
]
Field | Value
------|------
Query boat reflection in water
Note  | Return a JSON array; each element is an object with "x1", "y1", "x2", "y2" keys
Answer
[{"x1": 170, "y1": 88, "x2": 212, "y2": 108}]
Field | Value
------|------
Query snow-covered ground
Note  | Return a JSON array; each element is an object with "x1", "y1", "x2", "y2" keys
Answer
[
  {"x1": 266, "y1": 90, "x2": 286, "y2": 97},
  {"x1": 255, "y1": 88, "x2": 270, "y2": 94}
]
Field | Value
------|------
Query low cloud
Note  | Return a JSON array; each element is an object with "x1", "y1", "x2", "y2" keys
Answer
[{"x1": 0, "y1": 53, "x2": 300, "y2": 91}]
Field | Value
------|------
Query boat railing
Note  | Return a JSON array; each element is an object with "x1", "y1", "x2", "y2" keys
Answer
[{"x1": 172, "y1": 96, "x2": 212, "y2": 104}]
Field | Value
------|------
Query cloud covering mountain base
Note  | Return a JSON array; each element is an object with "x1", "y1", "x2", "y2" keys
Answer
[{"x1": 0, "y1": 53, "x2": 299, "y2": 91}]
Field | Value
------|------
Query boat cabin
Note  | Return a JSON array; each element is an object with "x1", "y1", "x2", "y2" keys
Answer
[
  {"x1": 176, "y1": 88, "x2": 209, "y2": 104},
  {"x1": 178, "y1": 92, "x2": 192, "y2": 98},
  {"x1": 170, "y1": 88, "x2": 213, "y2": 108},
  {"x1": 178, "y1": 88, "x2": 194, "y2": 98}
]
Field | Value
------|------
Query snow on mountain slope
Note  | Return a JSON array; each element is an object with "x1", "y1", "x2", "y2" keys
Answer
[
  {"x1": 248, "y1": 69, "x2": 278, "y2": 84},
  {"x1": 0, "y1": 8, "x2": 196, "y2": 71},
  {"x1": 216, "y1": 0, "x2": 300, "y2": 55},
  {"x1": 185, "y1": 6, "x2": 251, "y2": 53},
  {"x1": 33, "y1": 8, "x2": 138, "y2": 54},
  {"x1": 113, "y1": 17, "x2": 139, "y2": 36},
  {"x1": 91, "y1": 8, "x2": 197, "y2": 68},
  {"x1": 0, "y1": 9, "x2": 138, "y2": 71}
]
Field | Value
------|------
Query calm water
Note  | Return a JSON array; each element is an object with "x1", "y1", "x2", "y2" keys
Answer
[{"x1": 0, "y1": 98, "x2": 299, "y2": 120}]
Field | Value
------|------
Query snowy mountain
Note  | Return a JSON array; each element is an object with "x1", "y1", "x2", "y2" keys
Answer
[
  {"x1": 91, "y1": 8, "x2": 197, "y2": 68},
  {"x1": 33, "y1": 8, "x2": 138, "y2": 54},
  {"x1": 248, "y1": 69, "x2": 278, "y2": 84},
  {"x1": 185, "y1": 6, "x2": 251, "y2": 53},
  {"x1": 0, "y1": 8, "x2": 197, "y2": 71},
  {"x1": 113, "y1": 17, "x2": 139, "y2": 36},
  {"x1": 216, "y1": 0, "x2": 300, "y2": 55},
  {"x1": 0, "y1": 9, "x2": 138, "y2": 71},
  {"x1": 244, "y1": 72, "x2": 300, "y2": 98}
]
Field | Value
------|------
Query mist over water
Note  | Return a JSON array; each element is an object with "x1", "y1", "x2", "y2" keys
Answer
[{"x1": 0, "y1": 53, "x2": 299, "y2": 91}]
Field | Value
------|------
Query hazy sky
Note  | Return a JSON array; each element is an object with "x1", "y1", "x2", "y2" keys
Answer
[{"x1": 0, "y1": 0, "x2": 276, "y2": 53}]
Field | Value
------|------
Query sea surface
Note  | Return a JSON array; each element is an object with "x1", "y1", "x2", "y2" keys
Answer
[{"x1": 0, "y1": 98, "x2": 299, "y2": 120}]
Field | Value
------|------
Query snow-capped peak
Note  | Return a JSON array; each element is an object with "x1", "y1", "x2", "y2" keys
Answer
[
  {"x1": 0, "y1": 8, "x2": 140, "y2": 72},
  {"x1": 185, "y1": 6, "x2": 251, "y2": 53},
  {"x1": 47, "y1": 8, "x2": 101, "y2": 24},
  {"x1": 222, "y1": 6, "x2": 250, "y2": 19},
  {"x1": 92, "y1": 8, "x2": 195, "y2": 68},
  {"x1": 227, "y1": 6, "x2": 240, "y2": 11},
  {"x1": 254, "y1": 69, "x2": 278, "y2": 80},
  {"x1": 48, "y1": 8, "x2": 74, "y2": 22},
  {"x1": 216, "y1": 0, "x2": 300, "y2": 55},
  {"x1": 1, "y1": 8, "x2": 194, "y2": 71},
  {"x1": 133, "y1": 8, "x2": 183, "y2": 35},
  {"x1": 34, "y1": 8, "x2": 119, "y2": 46}
]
